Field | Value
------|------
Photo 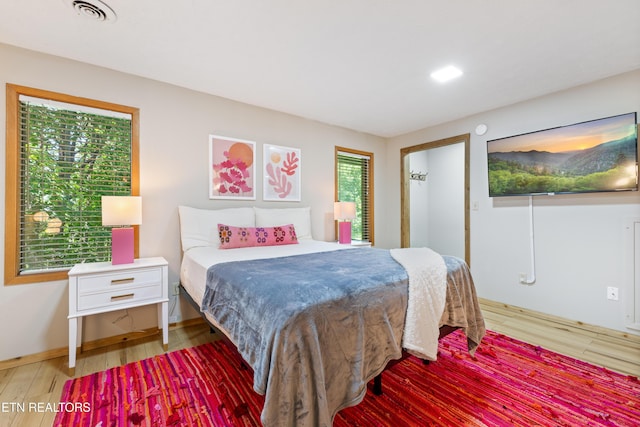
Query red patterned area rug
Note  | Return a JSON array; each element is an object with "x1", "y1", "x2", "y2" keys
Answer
[{"x1": 54, "y1": 330, "x2": 639, "y2": 426}]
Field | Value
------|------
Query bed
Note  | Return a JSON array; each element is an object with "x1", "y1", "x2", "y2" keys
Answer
[{"x1": 178, "y1": 206, "x2": 485, "y2": 427}]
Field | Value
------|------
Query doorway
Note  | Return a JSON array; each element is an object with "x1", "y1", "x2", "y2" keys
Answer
[{"x1": 400, "y1": 134, "x2": 470, "y2": 265}]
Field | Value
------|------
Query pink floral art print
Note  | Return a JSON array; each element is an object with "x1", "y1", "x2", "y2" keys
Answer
[
  {"x1": 209, "y1": 135, "x2": 256, "y2": 200},
  {"x1": 263, "y1": 144, "x2": 301, "y2": 201}
]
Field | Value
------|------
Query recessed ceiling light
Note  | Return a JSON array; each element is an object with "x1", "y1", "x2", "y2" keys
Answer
[{"x1": 430, "y1": 65, "x2": 463, "y2": 83}]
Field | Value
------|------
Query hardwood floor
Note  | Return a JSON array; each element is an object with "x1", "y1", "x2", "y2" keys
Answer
[
  {"x1": 1, "y1": 301, "x2": 638, "y2": 427},
  {"x1": 481, "y1": 299, "x2": 640, "y2": 378}
]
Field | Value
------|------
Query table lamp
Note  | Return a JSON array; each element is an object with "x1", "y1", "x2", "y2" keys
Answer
[
  {"x1": 334, "y1": 201, "x2": 356, "y2": 244},
  {"x1": 102, "y1": 196, "x2": 142, "y2": 265}
]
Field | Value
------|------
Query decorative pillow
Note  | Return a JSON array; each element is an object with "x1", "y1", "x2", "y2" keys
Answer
[
  {"x1": 178, "y1": 206, "x2": 255, "y2": 251},
  {"x1": 218, "y1": 223, "x2": 299, "y2": 249},
  {"x1": 253, "y1": 206, "x2": 312, "y2": 239}
]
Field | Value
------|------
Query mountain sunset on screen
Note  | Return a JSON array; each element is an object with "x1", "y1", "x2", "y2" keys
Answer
[
  {"x1": 488, "y1": 113, "x2": 636, "y2": 154},
  {"x1": 487, "y1": 112, "x2": 638, "y2": 197}
]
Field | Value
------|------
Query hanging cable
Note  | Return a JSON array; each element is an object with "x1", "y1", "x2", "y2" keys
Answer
[{"x1": 520, "y1": 195, "x2": 537, "y2": 285}]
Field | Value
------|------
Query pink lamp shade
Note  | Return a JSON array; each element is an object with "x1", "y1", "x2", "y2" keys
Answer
[
  {"x1": 102, "y1": 196, "x2": 142, "y2": 265},
  {"x1": 334, "y1": 201, "x2": 356, "y2": 244}
]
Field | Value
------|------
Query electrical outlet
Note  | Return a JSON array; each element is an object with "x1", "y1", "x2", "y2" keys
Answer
[
  {"x1": 172, "y1": 282, "x2": 180, "y2": 295},
  {"x1": 607, "y1": 286, "x2": 619, "y2": 301}
]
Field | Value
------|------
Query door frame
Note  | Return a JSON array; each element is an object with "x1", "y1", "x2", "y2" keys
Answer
[{"x1": 400, "y1": 133, "x2": 471, "y2": 266}]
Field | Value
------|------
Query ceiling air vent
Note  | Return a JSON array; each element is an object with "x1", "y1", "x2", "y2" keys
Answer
[{"x1": 64, "y1": 0, "x2": 117, "y2": 22}]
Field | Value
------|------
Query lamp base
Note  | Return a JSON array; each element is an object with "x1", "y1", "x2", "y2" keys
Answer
[
  {"x1": 338, "y1": 221, "x2": 352, "y2": 244},
  {"x1": 111, "y1": 227, "x2": 134, "y2": 265}
]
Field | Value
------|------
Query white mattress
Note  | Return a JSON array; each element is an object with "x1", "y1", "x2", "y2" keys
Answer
[{"x1": 180, "y1": 239, "x2": 350, "y2": 339}]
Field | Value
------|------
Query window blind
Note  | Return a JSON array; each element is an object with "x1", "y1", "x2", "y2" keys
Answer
[
  {"x1": 336, "y1": 151, "x2": 371, "y2": 241},
  {"x1": 18, "y1": 96, "x2": 133, "y2": 274}
]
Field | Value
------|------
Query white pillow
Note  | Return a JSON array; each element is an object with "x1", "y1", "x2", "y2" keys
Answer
[
  {"x1": 178, "y1": 206, "x2": 255, "y2": 251},
  {"x1": 254, "y1": 207, "x2": 312, "y2": 239}
]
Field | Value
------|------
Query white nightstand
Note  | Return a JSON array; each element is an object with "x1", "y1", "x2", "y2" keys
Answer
[
  {"x1": 335, "y1": 240, "x2": 372, "y2": 247},
  {"x1": 349, "y1": 240, "x2": 372, "y2": 247},
  {"x1": 67, "y1": 257, "x2": 169, "y2": 376}
]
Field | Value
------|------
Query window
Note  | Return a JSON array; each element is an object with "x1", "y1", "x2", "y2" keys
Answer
[
  {"x1": 335, "y1": 147, "x2": 374, "y2": 244},
  {"x1": 5, "y1": 84, "x2": 139, "y2": 285}
]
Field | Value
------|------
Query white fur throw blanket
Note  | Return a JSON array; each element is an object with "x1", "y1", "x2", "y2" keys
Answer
[{"x1": 390, "y1": 247, "x2": 447, "y2": 361}]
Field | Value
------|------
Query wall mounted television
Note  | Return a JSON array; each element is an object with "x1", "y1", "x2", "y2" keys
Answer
[{"x1": 487, "y1": 112, "x2": 638, "y2": 197}]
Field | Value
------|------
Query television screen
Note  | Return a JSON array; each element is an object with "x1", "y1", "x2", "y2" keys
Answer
[{"x1": 487, "y1": 112, "x2": 638, "y2": 197}]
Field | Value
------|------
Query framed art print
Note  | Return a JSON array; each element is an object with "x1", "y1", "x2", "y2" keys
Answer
[
  {"x1": 263, "y1": 144, "x2": 301, "y2": 201},
  {"x1": 209, "y1": 135, "x2": 256, "y2": 200}
]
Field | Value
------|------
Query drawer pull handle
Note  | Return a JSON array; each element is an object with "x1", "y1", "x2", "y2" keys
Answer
[
  {"x1": 111, "y1": 278, "x2": 135, "y2": 285},
  {"x1": 111, "y1": 293, "x2": 134, "y2": 302}
]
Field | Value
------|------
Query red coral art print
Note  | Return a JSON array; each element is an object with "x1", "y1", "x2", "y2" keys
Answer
[
  {"x1": 209, "y1": 135, "x2": 256, "y2": 200},
  {"x1": 263, "y1": 144, "x2": 301, "y2": 201}
]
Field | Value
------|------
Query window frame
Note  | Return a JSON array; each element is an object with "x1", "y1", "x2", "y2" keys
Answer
[
  {"x1": 334, "y1": 146, "x2": 374, "y2": 245},
  {"x1": 4, "y1": 84, "x2": 140, "y2": 285}
]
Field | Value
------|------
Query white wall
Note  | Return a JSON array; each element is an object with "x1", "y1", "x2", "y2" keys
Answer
[
  {"x1": 409, "y1": 144, "x2": 465, "y2": 260},
  {"x1": 409, "y1": 151, "x2": 429, "y2": 247},
  {"x1": 384, "y1": 69, "x2": 640, "y2": 336},
  {"x1": 0, "y1": 43, "x2": 387, "y2": 361},
  {"x1": 425, "y1": 143, "x2": 465, "y2": 259}
]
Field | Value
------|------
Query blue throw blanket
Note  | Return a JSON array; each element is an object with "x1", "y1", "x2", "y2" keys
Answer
[{"x1": 201, "y1": 248, "x2": 409, "y2": 427}]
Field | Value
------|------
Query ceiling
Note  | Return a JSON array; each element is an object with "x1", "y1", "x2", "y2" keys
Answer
[{"x1": 1, "y1": 0, "x2": 639, "y2": 137}]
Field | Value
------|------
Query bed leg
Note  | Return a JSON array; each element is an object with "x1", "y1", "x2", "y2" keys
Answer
[{"x1": 373, "y1": 374, "x2": 383, "y2": 396}]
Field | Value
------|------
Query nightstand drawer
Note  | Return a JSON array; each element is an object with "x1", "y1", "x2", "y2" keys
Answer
[
  {"x1": 77, "y1": 267, "x2": 163, "y2": 294},
  {"x1": 77, "y1": 284, "x2": 162, "y2": 311}
]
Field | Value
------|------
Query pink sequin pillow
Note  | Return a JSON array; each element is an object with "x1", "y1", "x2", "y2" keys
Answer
[{"x1": 218, "y1": 224, "x2": 298, "y2": 249}]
